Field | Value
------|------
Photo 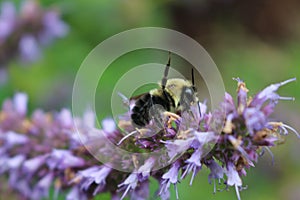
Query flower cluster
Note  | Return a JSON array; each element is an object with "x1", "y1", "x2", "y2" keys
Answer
[
  {"x1": 0, "y1": 0, "x2": 68, "y2": 83},
  {"x1": 0, "y1": 78, "x2": 298, "y2": 200}
]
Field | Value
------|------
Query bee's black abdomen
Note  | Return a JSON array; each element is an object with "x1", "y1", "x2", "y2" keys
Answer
[
  {"x1": 131, "y1": 92, "x2": 174, "y2": 127},
  {"x1": 131, "y1": 93, "x2": 152, "y2": 126}
]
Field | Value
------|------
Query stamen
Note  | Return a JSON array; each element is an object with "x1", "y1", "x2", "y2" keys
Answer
[
  {"x1": 117, "y1": 131, "x2": 137, "y2": 146},
  {"x1": 120, "y1": 185, "x2": 131, "y2": 200},
  {"x1": 213, "y1": 179, "x2": 216, "y2": 194},
  {"x1": 265, "y1": 147, "x2": 275, "y2": 165},
  {"x1": 235, "y1": 185, "x2": 241, "y2": 200},
  {"x1": 190, "y1": 166, "x2": 197, "y2": 186},
  {"x1": 279, "y1": 78, "x2": 297, "y2": 86},
  {"x1": 228, "y1": 135, "x2": 254, "y2": 166},
  {"x1": 278, "y1": 96, "x2": 295, "y2": 101},
  {"x1": 259, "y1": 148, "x2": 265, "y2": 157},
  {"x1": 174, "y1": 184, "x2": 179, "y2": 200},
  {"x1": 180, "y1": 165, "x2": 191, "y2": 180},
  {"x1": 281, "y1": 123, "x2": 300, "y2": 139}
]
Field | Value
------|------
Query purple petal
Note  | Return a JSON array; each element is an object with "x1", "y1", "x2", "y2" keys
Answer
[
  {"x1": 118, "y1": 173, "x2": 139, "y2": 200},
  {"x1": 251, "y1": 78, "x2": 296, "y2": 107},
  {"x1": 19, "y1": 34, "x2": 41, "y2": 62},
  {"x1": 194, "y1": 131, "x2": 217, "y2": 145},
  {"x1": 1, "y1": 131, "x2": 29, "y2": 147},
  {"x1": 58, "y1": 109, "x2": 73, "y2": 128},
  {"x1": 163, "y1": 137, "x2": 194, "y2": 161},
  {"x1": 13, "y1": 93, "x2": 28, "y2": 116},
  {"x1": 8, "y1": 155, "x2": 25, "y2": 169},
  {"x1": 207, "y1": 159, "x2": 224, "y2": 182},
  {"x1": 243, "y1": 108, "x2": 266, "y2": 135},
  {"x1": 226, "y1": 162, "x2": 242, "y2": 186},
  {"x1": 91, "y1": 166, "x2": 111, "y2": 185},
  {"x1": 138, "y1": 157, "x2": 156, "y2": 179},
  {"x1": 47, "y1": 149, "x2": 85, "y2": 170},
  {"x1": 23, "y1": 155, "x2": 48, "y2": 174},
  {"x1": 130, "y1": 180, "x2": 149, "y2": 200},
  {"x1": 102, "y1": 118, "x2": 116, "y2": 133},
  {"x1": 32, "y1": 173, "x2": 54, "y2": 199},
  {"x1": 162, "y1": 161, "x2": 180, "y2": 184},
  {"x1": 66, "y1": 186, "x2": 87, "y2": 200}
]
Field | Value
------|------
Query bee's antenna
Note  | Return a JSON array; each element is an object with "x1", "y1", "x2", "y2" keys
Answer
[
  {"x1": 162, "y1": 52, "x2": 171, "y2": 90},
  {"x1": 192, "y1": 68, "x2": 195, "y2": 91},
  {"x1": 192, "y1": 68, "x2": 202, "y2": 118}
]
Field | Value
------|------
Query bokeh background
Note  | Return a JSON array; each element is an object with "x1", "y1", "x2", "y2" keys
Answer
[{"x1": 1, "y1": 0, "x2": 300, "y2": 199}]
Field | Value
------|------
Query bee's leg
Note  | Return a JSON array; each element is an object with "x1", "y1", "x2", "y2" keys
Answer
[
  {"x1": 149, "y1": 96, "x2": 166, "y2": 131},
  {"x1": 163, "y1": 111, "x2": 181, "y2": 128}
]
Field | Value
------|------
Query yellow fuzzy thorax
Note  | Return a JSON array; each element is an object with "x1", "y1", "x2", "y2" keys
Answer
[{"x1": 150, "y1": 78, "x2": 193, "y2": 107}]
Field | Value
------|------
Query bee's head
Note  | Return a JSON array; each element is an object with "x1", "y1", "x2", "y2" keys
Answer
[{"x1": 163, "y1": 78, "x2": 194, "y2": 106}]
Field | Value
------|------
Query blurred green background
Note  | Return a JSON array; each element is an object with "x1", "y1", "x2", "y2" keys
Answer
[{"x1": 1, "y1": 0, "x2": 300, "y2": 199}]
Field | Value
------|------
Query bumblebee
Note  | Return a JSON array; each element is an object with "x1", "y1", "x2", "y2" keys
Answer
[{"x1": 131, "y1": 53, "x2": 199, "y2": 127}]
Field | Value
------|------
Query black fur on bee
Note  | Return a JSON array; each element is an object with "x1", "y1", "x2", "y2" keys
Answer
[{"x1": 131, "y1": 91, "x2": 175, "y2": 127}]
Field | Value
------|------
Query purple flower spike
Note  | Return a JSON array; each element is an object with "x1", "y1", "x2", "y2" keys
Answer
[{"x1": 0, "y1": 78, "x2": 297, "y2": 200}]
